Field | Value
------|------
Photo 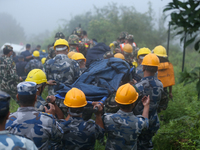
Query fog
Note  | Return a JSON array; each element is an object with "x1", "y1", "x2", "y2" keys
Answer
[{"x1": 0, "y1": 0, "x2": 172, "y2": 37}]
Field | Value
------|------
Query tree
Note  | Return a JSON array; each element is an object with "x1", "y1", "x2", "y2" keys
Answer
[
  {"x1": 164, "y1": 0, "x2": 200, "y2": 51},
  {"x1": 0, "y1": 13, "x2": 26, "y2": 46}
]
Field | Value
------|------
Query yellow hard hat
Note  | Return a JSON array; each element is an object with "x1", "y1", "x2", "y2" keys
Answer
[
  {"x1": 71, "y1": 53, "x2": 86, "y2": 62},
  {"x1": 114, "y1": 53, "x2": 125, "y2": 60},
  {"x1": 123, "y1": 44, "x2": 133, "y2": 53},
  {"x1": 67, "y1": 51, "x2": 77, "y2": 59},
  {"x1": 25, "y1": 69, "x2": 47, "y2": 84},
  {"x1": 132, "y1": 61, "x2": 138, "y2": 68},
  {"x1": 54, "y1": 39, "x2": 70, "y2": 52},
  {"x1": 64, "y1": 88, "x2": 87, "y2": 108},
  {"x1": 109, "y1": 43, "x2": 114, "y2": 48},
  {"x1": 41, "y1": 58, "x2": 46, "y2": 64},
  {"x1": 153, "y1": 45, "x2": 167, "y2": 57},
  {"x1": 142, "y1": 53, "x2": 160, "y2": 67},
  {"x1": 33, "y1": 51, "x2": 40, "y2": 57},
  {"x1": 115, "y1": 83, "x2": 138, "y2": 105},
  {"x1": 42, "y1": 49, "x2": 46, "y2": 53},
  {"x1": 137, "y1": 47, "x2": 151, "y2": 59}
]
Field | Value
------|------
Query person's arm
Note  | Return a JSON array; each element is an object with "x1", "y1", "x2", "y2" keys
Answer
[
  {"x1": 92, "y1": 102, "x2": 104, "y2": 129},
  {"x1": 169, "y1": 86, "x2": 173, "y2": 99},
  {"x1": 142, "y1": 95, "x2": 150, "y2": 118},
  {"x1": 46, "y1": 95, "x2": 64, "y2": 119},
  {"x1": 26, "y1": 55, "x2": 33, "y2": 60}
]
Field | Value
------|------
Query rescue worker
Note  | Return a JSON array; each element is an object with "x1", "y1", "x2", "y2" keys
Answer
[
  {"x1": 67, "y1": 51, "x2": 77, "y2": 59},
  {"x1": 68, "y1": 34, "x2": 80, "y2": 52},
  {"x1": 153, "y1": 45, "x2": 175, "y2": 112},
  {"x1": 73, "y1": 27, "x2": 83, "y2": 40},
  {"x1": 6, "y1": 81, "x2": 63, "y2": 150},
  {"x1": 20, "y1": 44, "x2": 33, "y2": 62},
  {"x1": 125, "y1": 34, "x2": 137, "y2": 59},
  {"x1": 71, "y1": 53, "x2": 87, "y2": 74},
  {"x1": 122, "y1": 43, "x2": 134, "y2": 65},
  {"x1": 16, "y1": 55, "x2": 27, "y2": 79},
  {"x1": 46, "y1": 32, "x2": 65, "y2": 62},
  {"x1": 45, "y1": 39, "x2": 81, "y2": 95},
  {"x1": 0, "y1": 91, "x2": 38, "y2": 150},
  {"x1": 25, "y1": 50, "x2": 43, "y2": 73},
  {"x1": 25, "y1": 69, "x2": 56, "y2": 112},
  {"x1": 133, "y1": 53, "x2": 163, "y2": 150},
  {"x1": 103, "y1": 83, "x2": 150, "y2": 150},
  {"x1": 57, "y1": 88, "x2": 104, "y2": 149},
  {"x1": 81, "y1": 30, "x2": 90, "y2": 55},
  {"x1": 0, "y1": 45, "x2": 23, "y2": 100},
  {"x1": 136, "y1": 47, "x2": 151, "y2": 78},
  {"x1": 114, "y1": 53, "x2": 125, "y2": 60}
]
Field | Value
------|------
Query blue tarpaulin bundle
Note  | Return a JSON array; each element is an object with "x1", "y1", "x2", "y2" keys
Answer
[{"x1": 55, "y1": 57, "x2": 130, "y2": 101}]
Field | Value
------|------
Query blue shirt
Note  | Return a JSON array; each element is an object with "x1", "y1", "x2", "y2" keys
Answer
[
  {"x1": 16, "y1": 61, "x2": 27, "y2": 77},
  {"x1": 20, "y1": 50, "x2": 32, "y2": 62}
]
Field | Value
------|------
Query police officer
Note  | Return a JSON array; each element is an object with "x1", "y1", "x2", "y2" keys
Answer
[
  {"x1": 68, "y1": 34, "x2": 80, "y2": 52},
  {"x1": 45, "y1": 39, "x2": 81, "y2": 95},
  {"x1": 133, "y1": 53, "x2": 163, "y2": 150},
  {"x1": 0, "y1": 45, "x2": 23, "y2": 100},
  {"x1": 6, "y1": 81, "x2": 63, "y2": 150},
  {"x1": 0, "y1": 90, "x2": 38, "y2": 150},
  {"x1": 57, "y1": 88, "x2": 104, "y2": 150},
  {"x1": 20, "y1": 44, "x2": 33, "y2": 62},
  {"x1": 25, "y1": 51, "x2": 43, "y2": 73},
  {"x1": 136, "y1": 47, "x2": 151, "y2": 78},
  {"x1": 46, "y1": 32, "x2": 65, "y2": 62},
  {"x1": 16, "y1": 55, "x2": 27, "y2": 79},
  {"x1": 103, "y1": 83, "x2": 149, "y2": 150},
  {"x1": 71, "y1": 53, "x2": 87, "y2": 74},
  {"x1": 25, "y1": 69, "x2": 56, "y2": 112}
]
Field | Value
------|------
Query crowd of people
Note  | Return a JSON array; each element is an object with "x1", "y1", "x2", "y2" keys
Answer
[{"x1": 0, "y1": 28, "x2": 175, "y2": 150}]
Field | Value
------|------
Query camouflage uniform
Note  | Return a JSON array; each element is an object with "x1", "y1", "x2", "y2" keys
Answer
[
  {"x1": 59, "y1": 117, "x2": 104, "y2": 150},
  {"x1": 136, "y1": 64, "x2": 144, "y2": 78},
  {"x1": 103, "y1": 109, "x2": 149, "y2": 150},
  {"x1": 25, "y1": 58, "x2": 43, "y2": 73},
  {"x1": 0, "y1": 56, "x2": 20, "y2": 100},
  {"x1": 45, "y1": 54, "x2": 81, "y2": 95},
  {"x1": 46, "y1": 46, "x2": 56, "y2": 62},
  {"x1": 133, "y1": 76, "x2": 163, "y2": 150},
  {"x1": 6, "y1": 107, "x2": 63, "y2": 150},
  {"x1": 105, "y1": 92, "x2": 120, "y2": 113},
  {"x1": 35, "y1": 95, "x2": 47, "y2": 112},
  {"x1": 0, "y1": 130, "x2": 38, "y2": 150},
  {"x1": 68, "y1": 34, "x2": 79, "y2": 52}
]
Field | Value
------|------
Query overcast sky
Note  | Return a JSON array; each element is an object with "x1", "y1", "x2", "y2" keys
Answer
[{"x1": 0, "y1": 0, "x2": 172, "y2": 36}]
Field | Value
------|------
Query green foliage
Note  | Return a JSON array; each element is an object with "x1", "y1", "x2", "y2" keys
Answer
[{"x1": 164, "y1": 0, "x2": 200, "y2": 52}]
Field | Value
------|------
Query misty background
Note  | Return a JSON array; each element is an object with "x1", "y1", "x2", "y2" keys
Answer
[{"x1": 0, "y1": 0, "x2": 172, "y2": 50}]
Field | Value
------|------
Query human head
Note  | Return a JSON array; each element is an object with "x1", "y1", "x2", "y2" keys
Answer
[
  {"x1": 114, "y1": 53, "x2": 125, "y2": 60},
  {"x1": 0, "y1": 91, "x2": 11, "y2": 125},
  {"x1": 115, "y1": 83, "x2": 138, "y2": 111},
  {"x1": 54, "y1": 39, "x2": 70, "y2": 55},
  {"x1": 142, "y1": 53, "x2": 160, "y2": 74},
  {"x1": 36, "y1": 45, "x2": 41, "y2": 50},
  {"x1": 67, "y1": 51, "x2": 77, "y2": 59},
  {"x1": 18, "y1": 55, "x2": 24, "y2": 62},
  {"x1": 125, "y1": 34, "x2": 134, "y2": 44},
  {"x1": 64, "y1": 88, "x2": 87, "y2": 116},
  {"x1": 71, "y1": 53, "x2": 86, "y2": 68},
  {"x1": 82, "y1": 30, "x2": 87, "y2": 37},
  {"x1": 122, "y1": 44, "x2": 133, "y2": 57},
  {"x1": 32, "y1": 51, "x2": 40, "y2": 59},
  {"x1": 73, "y1": 27, "x2": 82, "y2": 38},
  {"x1": 26, "y1": 44, "x2": 31, "y2": 50},
  {"x1": 137, "y1": 47, "x2": 151, "y2": 65},
  {"x1": 119, "y1": 31, "x2": 128, "y2": 43},
  {"x1": 25, "y1": 69, "x2": 47, "y2": 96},
  {"x1": 55, "y1": 32, "x2": 65, "y2": 41},
  {"x1": 3, "y1": 45, "x2": 13, "y2": 56},
  {"x1": 68, "y1": 34, "x2": 79, "y2": 45},
  {"x1": 152, "y1": 45, "x2": 167, "y2": 57},
  {"x1": 17, "y1": 82, "x2": 37, "y2": 106}
]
